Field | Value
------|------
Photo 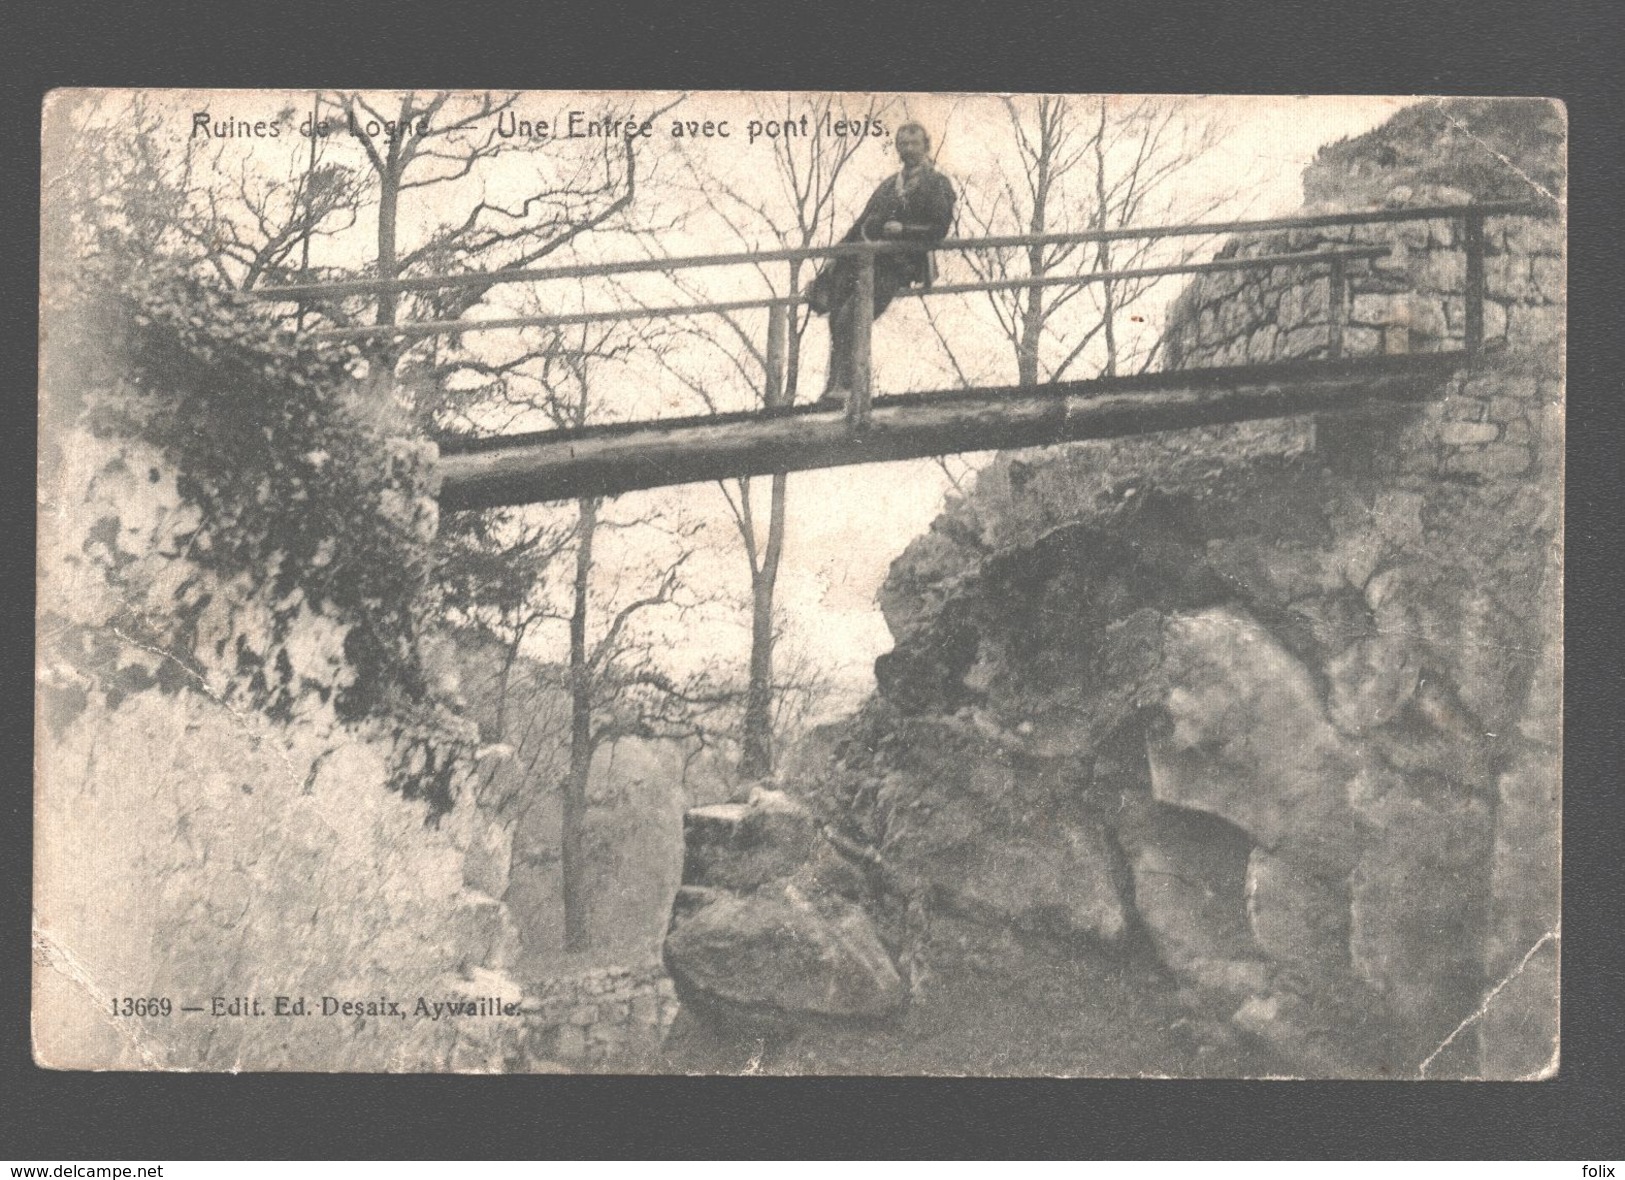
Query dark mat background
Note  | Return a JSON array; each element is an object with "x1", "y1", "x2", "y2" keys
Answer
[{"x1": 4, "y1": 0, "x2": 1620, "y2": 1159}]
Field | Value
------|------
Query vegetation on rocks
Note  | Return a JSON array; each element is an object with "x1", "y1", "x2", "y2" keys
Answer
[
  {"x1": 36, "y1": 148, "x2": 498, "y2": 1069},
  {"x1": 42, "y1": 261, "x2": 474, "y2": 813}
]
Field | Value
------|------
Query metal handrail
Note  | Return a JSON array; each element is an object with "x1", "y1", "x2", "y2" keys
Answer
[
  {"x1": 246, "y1": 201, "x2": 1540, "y2": 304},
  {"x1": 305, "y1": 245, "x2": 1391, "y2": 342},
  {"x1": 251, "y1": 199, "x2": 1538, "y2": 433}
]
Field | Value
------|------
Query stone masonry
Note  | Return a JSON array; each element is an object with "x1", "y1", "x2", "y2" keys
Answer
[
  {"x1": 659, "y1": 98, "x2": 1563, "y2": 1079},
  {"x1": 1153, "y1": 108, "x2": 1563, "y2": 1075},
  {"x1": 522, "y1": 963, "x2": 680, "y2": 1069}
]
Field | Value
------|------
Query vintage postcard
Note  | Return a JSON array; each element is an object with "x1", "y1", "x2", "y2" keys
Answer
[{"x1": 35, "y1": 91, "x2": 1562, "y2": 1076}]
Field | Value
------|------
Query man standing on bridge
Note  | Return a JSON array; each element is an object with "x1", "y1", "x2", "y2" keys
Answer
[{"x1": 809, "y1": 122, "x2": 956, "y2": 406}]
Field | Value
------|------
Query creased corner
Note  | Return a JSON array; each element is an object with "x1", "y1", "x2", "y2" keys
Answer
[
  {"x1": 1426, "y1": 98, "x2": 1565, "y2": 209},
  {"x1": 1417, "y1": 928, "x2": 1559, "y2": 1079},
  {"x1": 32, "y1": 923, "x2": 165, "y2": 1070}
]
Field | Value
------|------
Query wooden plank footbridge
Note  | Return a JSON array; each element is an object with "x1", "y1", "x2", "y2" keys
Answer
[{"x1": 250, "y1": 202, "x2": 1538, "y2": 510}]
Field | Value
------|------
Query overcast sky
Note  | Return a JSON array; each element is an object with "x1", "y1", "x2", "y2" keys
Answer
[
  {"x1": 64, "y1": 91, "x2": 1421, "y2": 716},
  {"x1": 631, "y1": 95, "x2": 1418, "y2": 712}
]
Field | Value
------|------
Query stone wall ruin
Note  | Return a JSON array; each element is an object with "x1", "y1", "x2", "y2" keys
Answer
[{"x1": 661, "y1": 98, "x2": 1563, "y2": 1079}]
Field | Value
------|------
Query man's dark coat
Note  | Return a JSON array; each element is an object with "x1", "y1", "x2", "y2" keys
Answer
[{"x1": 809, "y1": 164, "x2": 957, "y2": 314}]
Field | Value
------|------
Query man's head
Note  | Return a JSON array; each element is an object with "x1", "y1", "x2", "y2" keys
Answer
[{"x1": 895, "y1": 123, "x2": 931, "y2": 167}]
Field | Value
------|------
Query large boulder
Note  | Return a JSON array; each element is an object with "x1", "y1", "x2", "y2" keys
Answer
[
  {"x1": 664, "y1": 882, "x2": 904, "y2": 1020},
  {"x1": 1117, "y1": 797, "x2": 1268, "y2": 1000},
  {"x1": 1245, "y1": 849, "x2": 1350, "y2": 973},
  {"x1": 681, "y1": 790, "x2": 820, "y2": 891},
  {"x1": 872, "y1": 717, "x2": 1129, "y2": 943},
  {"x1": 1348, "y1": 778, "x2": 1495, "y2": 1038},
  {"x1": 1148, "y1": 608, "x2": 1364, "y2": 871},
  {"x1": 662, "y1": 788, "x2": 905, "y2": 1032}
]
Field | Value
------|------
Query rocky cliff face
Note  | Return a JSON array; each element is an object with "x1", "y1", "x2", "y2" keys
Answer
[
  {"x1": 662, "y1": 99, "x2": 1562, "y2": 1078},
  {"x1": 35, "y1": 429, "x2": 533, "y2": 1072}
]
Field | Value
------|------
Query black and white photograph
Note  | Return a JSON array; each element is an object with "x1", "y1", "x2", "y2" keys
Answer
[{"x1": 34, "y1": 90, "x2": 1563, "y2": 1079}]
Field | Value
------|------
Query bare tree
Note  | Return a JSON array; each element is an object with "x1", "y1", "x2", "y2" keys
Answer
[
  {"x1": 313, "y1": 93, "x2": 684, "y2": 946},
  {"x1": 179, "y1": 140, "x2": 368, "y2": 294},
  {"x1": 310, "y1": 90, "x2": 687, "y2": 442},
  {"x1": 44, "y1": 93, "x2": 367, "y2": 298},
  {"x1": 329, "y1": 91, "x2": 639, "y2": 326},
  {"x1": 321, "y1": 95, "x2": 702, "y2": 951},
  {"x1": 648, "y1": 95, "x2": 889, "y2": 779},
  {"x1": 946, "y1": 95, "x2": 1227, "y2": 386},
  {"x1": 477, "y1": 318, "x2": 737, "y2": 950},
  {"x1": 435, "y1": 508, "x2": 572, "y2": 780}
]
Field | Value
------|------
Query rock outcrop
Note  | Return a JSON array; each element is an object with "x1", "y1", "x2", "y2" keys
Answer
[
  {"x1": 661, "y1": 98, "x2": 1561, "y2": 1078},
  {"x1": 661, "y1": 790, "x2": 906, "y2": 1063}
]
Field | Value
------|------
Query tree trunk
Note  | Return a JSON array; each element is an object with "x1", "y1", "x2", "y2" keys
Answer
[
  {"x1": 740, "y1": 578, "x2": 775, "y2": 779},
  {"x1": 562, "y1": 496, "x2": 599, "y2": 952},
  {"x1": 1018, "y1": 111, "x2": 1051, "y2": 388},
  {"x1": 1017, "y1": 295, "x2": 1043, "y2": 387},
  {"x1": 739, "y1": 470, "x2": 787, "y2": 779},
  {"x1": 375, "y1": 149, "x2": 400, "y2": 328},
  {"x1": 362, "y1": 143, "x2": 404, "y2": 411},
  {"x1": 1093, "y1": 99, "x2": 1119, "y2": 377},
  {"x1": 739, "y1": 304, "x2": 790, "y2": 781}
]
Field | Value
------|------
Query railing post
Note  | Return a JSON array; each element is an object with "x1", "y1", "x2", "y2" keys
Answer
[
  {"x1": 764, "y1": 302, "x2": 787, "y2": 410},
  {"x1": 1463, "y1": 210, "x2": 1486, "y2": 356},
  {"x1": 1326, "y1": 256, "x2": 1347, "y2": 360},
  {"x1": 847, "y1": 250, "x2": 874, "y2": 431}
]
